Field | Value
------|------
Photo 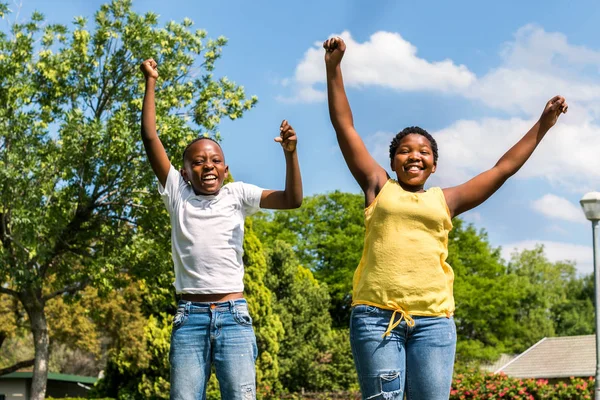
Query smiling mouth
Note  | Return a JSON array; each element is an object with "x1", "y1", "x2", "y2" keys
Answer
[
  {"x1": 202, "y1": 174, "x2": 218, "y2": 183},
  {"x1": 403, "y1": 165, "x2": 423, "y2": 173}
]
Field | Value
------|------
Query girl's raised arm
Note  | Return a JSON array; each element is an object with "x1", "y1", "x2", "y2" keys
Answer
[
  {"x1": 443, "y1": 95, "x2": 568, "y2": 218},
  {"x1": 140, "y1": 58, "x2": 170, "y2": 187},
  {"x1": 324, "y1": 37, "x2": 388, "y2": 202}
]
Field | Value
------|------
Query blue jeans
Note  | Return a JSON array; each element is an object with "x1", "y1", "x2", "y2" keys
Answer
[
  {"x1": 169, "y1": 299, "x2": 258, "y2": 400},
  {"x1": 350, "y1": 305, "x2": 456, "y2": 400}
]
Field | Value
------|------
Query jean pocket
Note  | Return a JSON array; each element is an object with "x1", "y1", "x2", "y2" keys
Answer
[
  {"x1": 353, "y1": 305, "x2": 379, "y2": 315},
  {"x1": 233, "y1": 305, "x2": 253, "y2": 326},
  {"x1": 172, "y1": 308, "x2": 188, "y2": 329}
]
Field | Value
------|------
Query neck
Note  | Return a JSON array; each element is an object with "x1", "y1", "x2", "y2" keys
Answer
[{"x1": 396, "y1": 180, "x2": 425, "y2": 193}]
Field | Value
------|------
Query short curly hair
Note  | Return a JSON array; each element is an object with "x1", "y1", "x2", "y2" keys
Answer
[
  {"x1": 389, "y1": 126, "x2": 438, "y2": 165},
  {"x1": 182, "y1": 136, "x2": 223, "y2": 164}
]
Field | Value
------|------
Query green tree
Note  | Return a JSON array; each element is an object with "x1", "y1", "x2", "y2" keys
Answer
[
  {"x1": 264, "y1": 240, "x2": 345, "y2": 393},
  {"x1": 552, "y1": 273, "x2": 594, "y2": 336},
  {"x1": 507, "y1": 246, "x2": 584, "y2": 346},
  {"x1": 0, "y1": 1, "x2": 256, "y2": 398},
  {"x1": 253, "y1": 192, "x2": 365, "y2": 327},
  {"x1": 243, "y1": 220, "x2": 284, "y2": 398},
  {"x1": 448, "y1": 219, "x2": 522, "y2": 362}
]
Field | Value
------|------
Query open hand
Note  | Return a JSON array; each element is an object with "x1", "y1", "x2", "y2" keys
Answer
[
  {"x1": 539, "y1": 95, "x2": 568, "y2": 131},
  {"x1": 275, "y1": 120, "x2": 297, "y2": 153},
  {"x1": 140, "y1": 58, "x2": 158, "y2": 81},
  {"x1": 323, "y1": 37, "x2": 346, "y2": 68}
]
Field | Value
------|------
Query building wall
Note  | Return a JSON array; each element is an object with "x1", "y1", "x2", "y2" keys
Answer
[{"x1": 0, "y1": 379, "x2": 29, "y2": 400}]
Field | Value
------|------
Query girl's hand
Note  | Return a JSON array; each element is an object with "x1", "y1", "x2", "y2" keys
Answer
[
  {"x1": 140, "y1": 58, "x2": 159, "y2": 81},
  {"x1": 539, "y1": 95, "x2": 568, "y2": 131},
  {"x1": 323, "y1": 37, "x2": 346, "y2": 68},
  {"x1": 275, "y1": 120, "x2": 297, "y2": 153}
]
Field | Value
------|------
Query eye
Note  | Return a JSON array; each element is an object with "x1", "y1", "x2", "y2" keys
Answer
[
  {"x1": 420, "y1": 150, "x2": 430, "y2": 155},
  {"x1": 194, "y1": 160, "x2": 204, "y2": 165},
  {"x1": 212, "y1": 159, "x2": 222, "y2": 164}
]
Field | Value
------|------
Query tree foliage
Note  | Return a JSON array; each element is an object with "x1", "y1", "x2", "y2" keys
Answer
[
  {"x1": 0, "y1": 0, "x2": 256, "y2": 397},
  {"x1": 253, "y1": 192, "x2": 365, "y2": 327}
]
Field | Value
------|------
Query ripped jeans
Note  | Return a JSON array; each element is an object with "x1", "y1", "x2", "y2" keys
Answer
[
  {"x1": 170, "y1": 299, "x2": 258, "y2": 400},
  {"x1": 350, "y1": 305, "x2": 456, "y2": 400}
]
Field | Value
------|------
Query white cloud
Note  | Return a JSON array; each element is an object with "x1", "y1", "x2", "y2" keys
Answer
[
  {"x1": 466, "y1": 25, "x2": 600, "y2": 114},
  {"x1": 365, "y1": 118, "x2": 600, "y2": 190},
  {"x1": 501, "y1": 240, "x2": 593, "y2": 275},
  {"x1": 283, "y1": 25, "x2": 600, "y2": 114},
  {"x1": 531, "y1": 194, "x2": 587, "y2": 224},
  {"x1": 291, "y1": 26, "x2": 600, "y2": 189},
  {"x1": 279, "y1": 31, "x2": 476, "y2": 102}
]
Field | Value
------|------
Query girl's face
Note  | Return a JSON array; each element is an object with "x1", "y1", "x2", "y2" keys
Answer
[{"x1": 391, "y1": 133, "x2": 436, "y2": 192}]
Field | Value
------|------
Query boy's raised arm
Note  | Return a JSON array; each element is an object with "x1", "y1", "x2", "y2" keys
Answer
[
  {"x1": 324, "y1": 37, "x2": 387, "y2": 197},
  {"x1": 259, "y1": 120, "x2": 303, "y2": 209},
  {"x1": 140, "y1": 58, "x2": 170, "y2": 187}
]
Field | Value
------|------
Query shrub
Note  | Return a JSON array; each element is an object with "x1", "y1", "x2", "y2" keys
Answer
[{"x1": 451, "y1": 370, "x2": 593, "y2": 399}]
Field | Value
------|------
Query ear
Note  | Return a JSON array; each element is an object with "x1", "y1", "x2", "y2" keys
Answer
[
  {"x1": 390, "y1": 158, "x2": 396, "y2": 172},
  {"x1": 180, "y1": 168, "x2": 188, "y2": 182},
  {"x1": 432, "y1": 163, "x2": 437, "y2": 174},
  {"x1": 224, "y1": 164, "x2": 229, "y2": 180}
]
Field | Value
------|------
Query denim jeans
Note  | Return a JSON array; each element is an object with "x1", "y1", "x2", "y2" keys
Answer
[
  {"x1": 350, "y1": 305, "x2": 456, "y2": 400},
  {"x1": 169, "y1": 299, "x2": 258, "y2": 400}
]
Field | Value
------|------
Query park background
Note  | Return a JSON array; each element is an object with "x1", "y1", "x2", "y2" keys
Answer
[{"x1": 1, "y1": 0, "x2": 600, "y2": 398}]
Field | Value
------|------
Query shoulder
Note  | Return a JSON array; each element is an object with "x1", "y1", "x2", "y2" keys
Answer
[
  {"x1": 222, "y1": 181, "x2": 245, "y2": 194},
  {"x1": 221, "y1": 181, "x2": 262, "y2": 198}
]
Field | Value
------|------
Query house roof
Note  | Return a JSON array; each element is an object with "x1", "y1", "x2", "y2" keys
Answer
[
  {"x1": 496, "y1": 335, "x2": 596, "y2": 379},
  {"x1": 0, "y1": 372, "x2": 97, "y2": 384},
  {"x1": 481, "y1": 353, "x2": 517, "y2": 373}
]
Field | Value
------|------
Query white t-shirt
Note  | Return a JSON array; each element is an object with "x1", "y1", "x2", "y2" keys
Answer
[{"x1": 158, "y1": 165, "x2": 264, "y2": 294}]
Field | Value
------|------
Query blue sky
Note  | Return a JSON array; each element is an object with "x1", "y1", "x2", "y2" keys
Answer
[{"x1": 11, "y1": 0, "x2": 600, "y2": 273}]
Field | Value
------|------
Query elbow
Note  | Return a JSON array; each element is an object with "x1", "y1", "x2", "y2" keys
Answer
[
  {"x1": 285, "y1": 192, "x2": 303, "y2": 209},
  {"x1": 288, "y1": 196, "x2": 303, "y2": 209},
  {"x1": 493, "y1": 164, "x2": 516, "y2": 183}
]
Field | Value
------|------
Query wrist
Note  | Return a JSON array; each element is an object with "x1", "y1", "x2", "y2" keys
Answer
[
  {"x1": 326, "y1": 64, "x2": 341, "y2": 75},
  {"x1": 537, "y1": 119, "x2": 551, "y2": 134},
  {"x1": 145, "y1": 77, "x2": 157, "y2": 85}
]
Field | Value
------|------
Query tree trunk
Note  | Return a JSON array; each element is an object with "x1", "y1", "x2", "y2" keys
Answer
[{"x1": 27, "y1": 301, "x2": 50, "y2": 400}]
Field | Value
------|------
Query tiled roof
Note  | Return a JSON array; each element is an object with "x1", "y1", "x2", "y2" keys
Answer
[{"x1": 496, "y1": 335, "x2": 596, "y2": 379}]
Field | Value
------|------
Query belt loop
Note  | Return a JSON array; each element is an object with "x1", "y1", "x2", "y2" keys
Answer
[
  {"x1": 184, "y1": 301, "x2": 191, "y2": 316},
  {"x1": 229, "y1": 299, "x2": 235, "y2": 312}
]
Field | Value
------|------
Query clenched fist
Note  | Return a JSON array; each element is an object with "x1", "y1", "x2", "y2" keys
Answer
[
  {"x1": 275, "y1": 120, "x2": 297, "y2": 153},
  {"x1": 323, "y1": 37, "x2": 346, "y2": 68},
  {"x1": 140, "y1": 58, "x2": 158, "y2": 81}
]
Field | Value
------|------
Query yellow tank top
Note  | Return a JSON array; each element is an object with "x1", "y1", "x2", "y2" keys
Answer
[{"x1": 352, "y1": 179, "x2": 454, "y2": 335}]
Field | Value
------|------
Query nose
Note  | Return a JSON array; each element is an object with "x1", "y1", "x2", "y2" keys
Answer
[
  {"x1": 407, "y1": 151, "x2": 421, "y2": 161},
  {"x1": 203, "y1": 162, "x2": 214, "y2": 170}
]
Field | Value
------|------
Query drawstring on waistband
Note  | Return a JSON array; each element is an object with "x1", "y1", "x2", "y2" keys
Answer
[{"x1": 382, "y1": 301, "x2": 415, "y2": 337}]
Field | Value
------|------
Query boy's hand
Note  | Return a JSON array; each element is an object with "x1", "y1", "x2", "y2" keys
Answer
[
  {"x1": 539, "y1": 95, "x2": 568, "y2": 131},
  {"x1": 140, "y1": 58, "x2": 158, "y2": 81},
  {"x1": 275, "y1": 120, "x2": 297, "y2": 153},
  {"x1": 323, "y1": 37, "x2": 346, "y2": 68}
]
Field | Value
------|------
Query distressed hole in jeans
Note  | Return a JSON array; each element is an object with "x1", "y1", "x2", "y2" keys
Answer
[
  {"x1": 380, "y1": 371, "x2": 401, "y2": 397},
  {"x1": 241, "y1": 383, "x2": 255, "y2": 400}
]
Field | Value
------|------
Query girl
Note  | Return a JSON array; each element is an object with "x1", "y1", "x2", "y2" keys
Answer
[
  {"x1": 140, "y1": 58, "x2": 302, "y2": 400},
  {"x1": 322, "y1": 37, "x2": 567, "y2": 400}
]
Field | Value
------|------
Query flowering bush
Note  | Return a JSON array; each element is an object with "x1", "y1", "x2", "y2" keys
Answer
[{"x1": 451, "y1": 370, "x2": 593, "y2": 399}]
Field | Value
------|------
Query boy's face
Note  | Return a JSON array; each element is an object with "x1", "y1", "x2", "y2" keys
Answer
[
  {"x1": 391, "y1": 133, "x2": 436, "y2": 191},
  {"x1": 181, "y1": 139, "x2": 229, "y2": 195}
]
